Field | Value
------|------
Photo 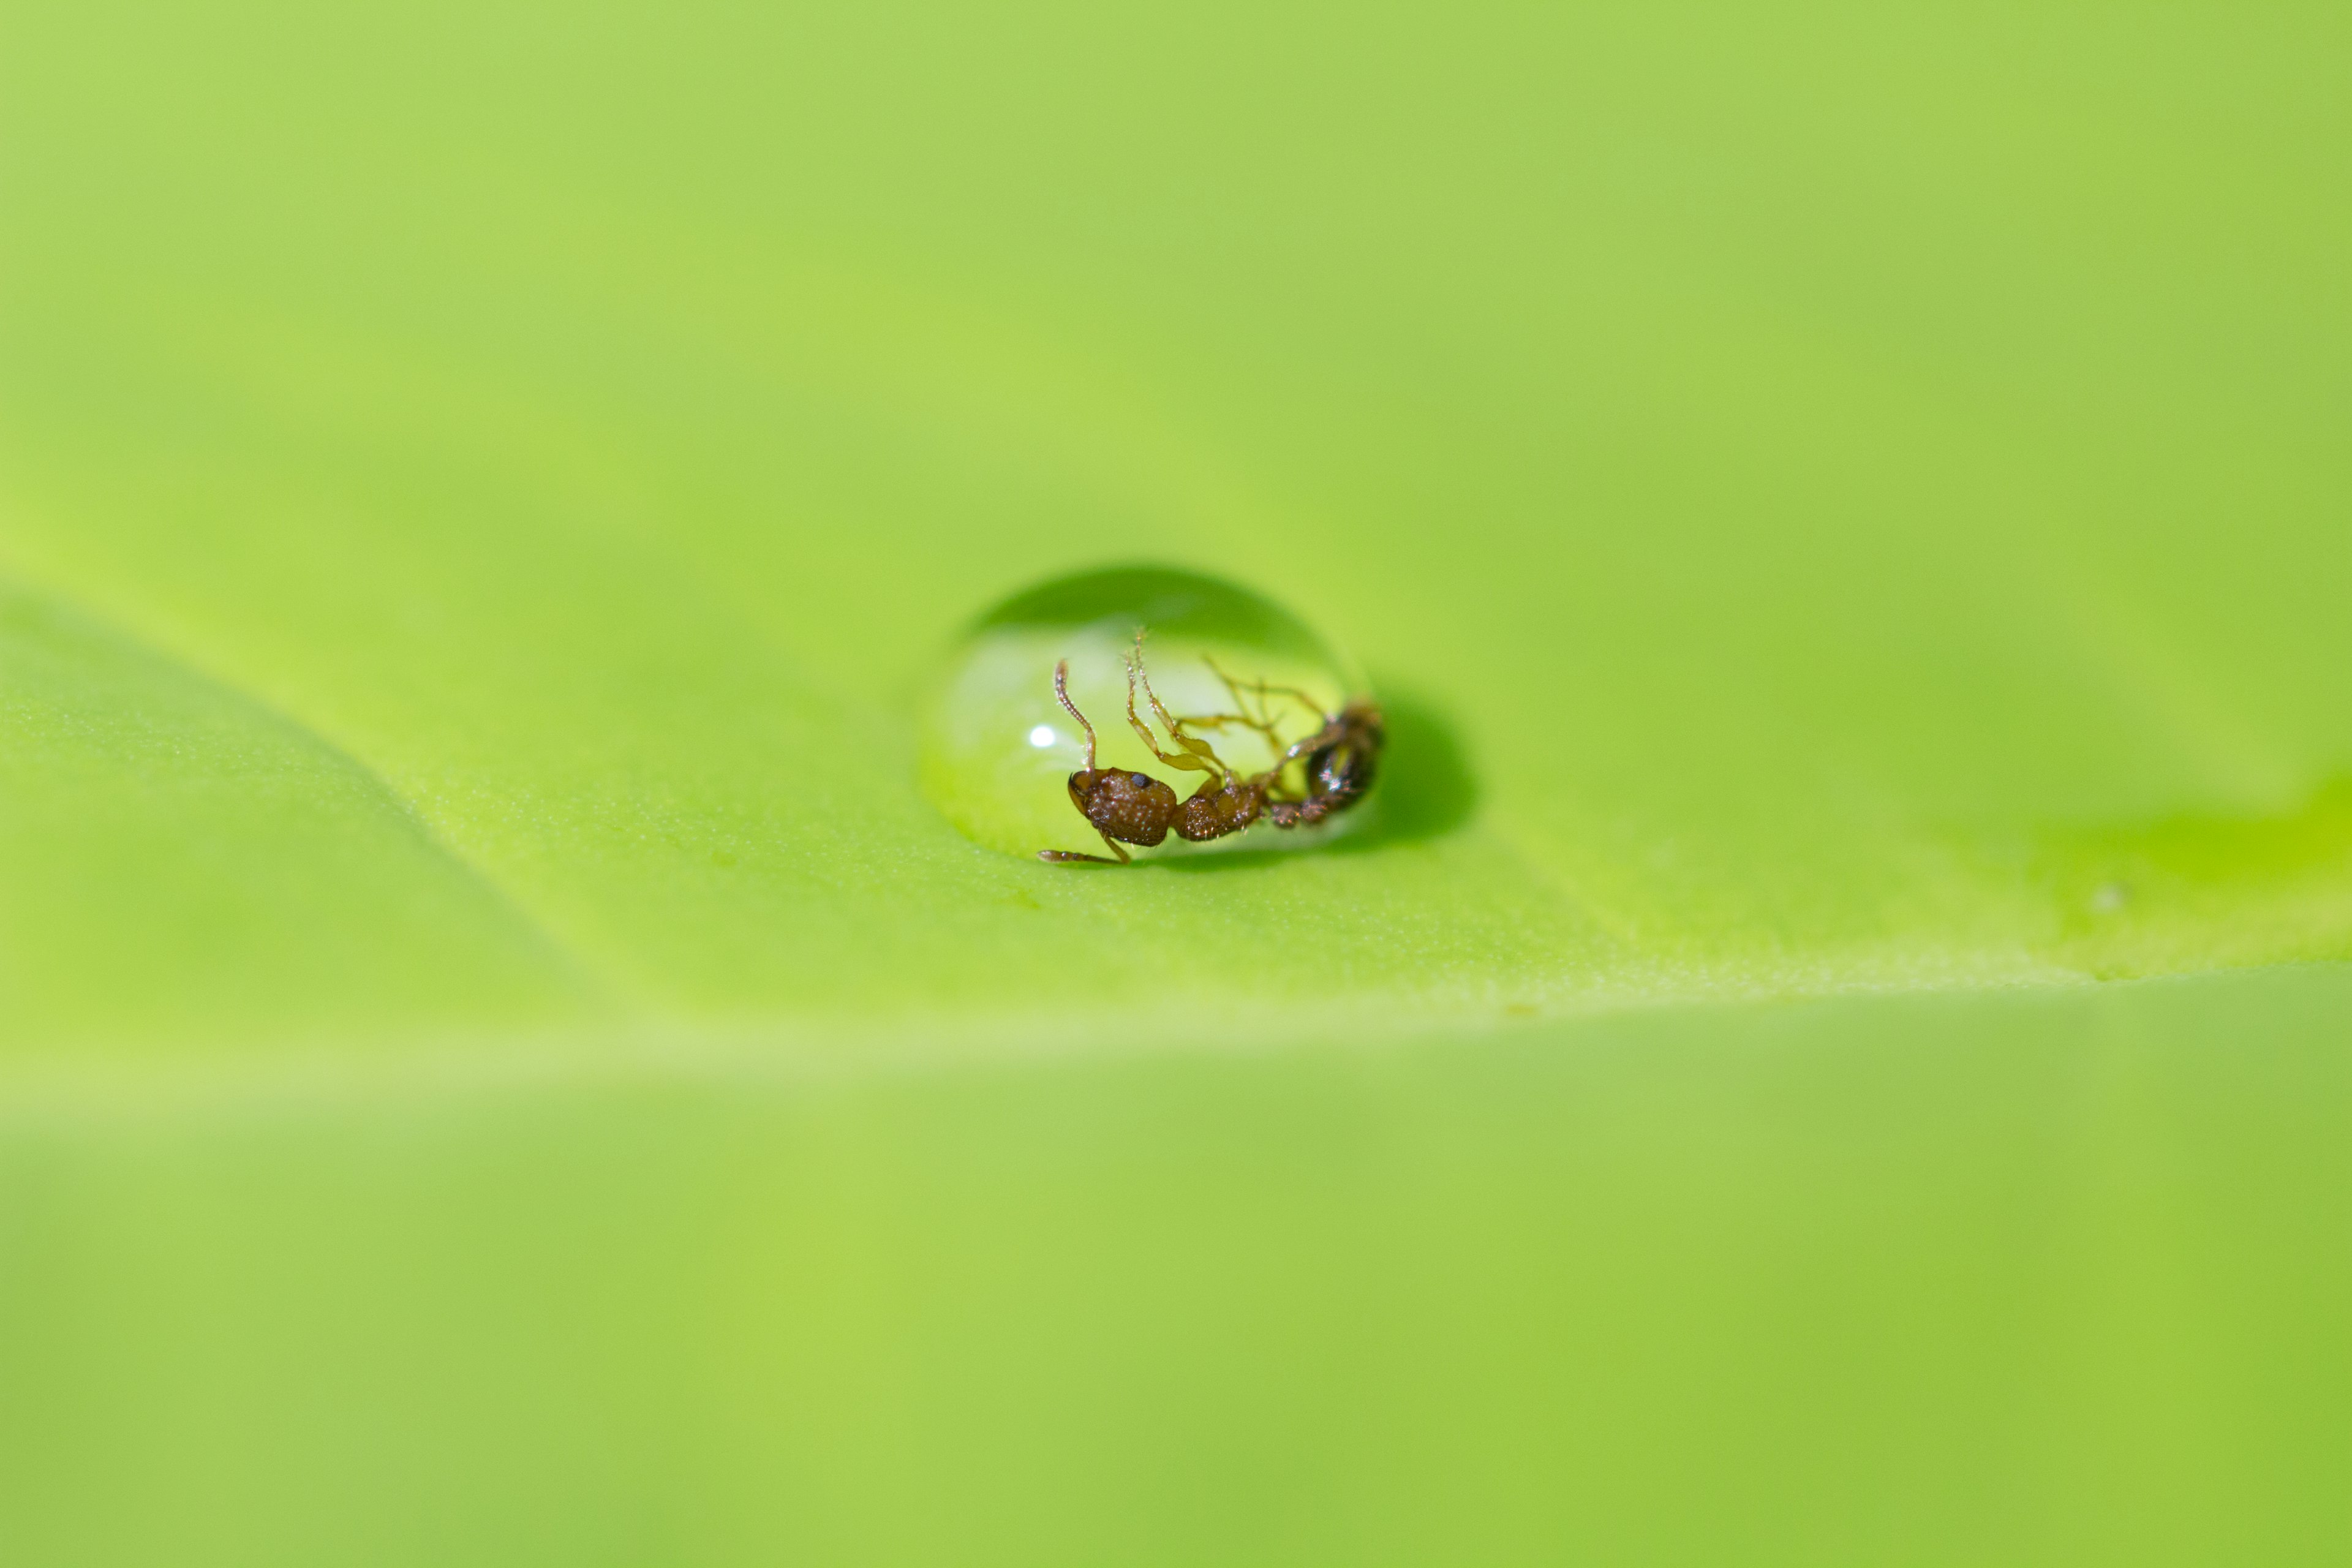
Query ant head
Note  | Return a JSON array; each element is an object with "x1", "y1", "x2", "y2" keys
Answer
[{"x1": 1069, "y1": 767, "x2": 1178, "y2": 848}]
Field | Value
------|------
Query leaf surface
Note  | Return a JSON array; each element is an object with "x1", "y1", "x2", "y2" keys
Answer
[{"x1": 1, "y1": 1, "x2": 2347, "y2": 1558}]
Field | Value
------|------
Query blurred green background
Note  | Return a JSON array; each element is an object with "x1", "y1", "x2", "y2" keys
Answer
[{"x1": 2, "y1": 1, "x2": 2348, "y2": 1561}]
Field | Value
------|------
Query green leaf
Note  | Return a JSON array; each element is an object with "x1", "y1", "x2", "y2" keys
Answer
[{"x1": 2, "y1": 1, "x2": 2347, "y2": 1559}]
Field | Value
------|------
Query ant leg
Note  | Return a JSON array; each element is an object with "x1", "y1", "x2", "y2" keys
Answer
[
  {"x1": 1201, "y1": 656, "x2": 1284, "y2": 741},
  {"x1": 1123, "y1": 677, "x2": 1216, "y2": 775},
  {"x1": 1141, "y1": 640, "x2": 1248, "y2": 781},
  {"x1": 1183, "y1": 710, "x2": 1281, "y2": 739},
  {"x1": 1182, "y1": 662, "x2": 1287, "y2": 751},
  {"x1": 1268, "y1": 712, "x2": 1347, "y2": 777},
  {"x1": 1201, "y1": 654, "x2": 1279, "y2": 731},
  {"x1": 1251, "y1": 679, "x2": 1334, "y2": 728},
  {"x1": 1196, "y1": 707, "x2": 1291, "y2": 750},
  {"x1": 1125, "y1": 636, "x2": 1230, "y2": 779},
  {"x1": 1198, "y1": 654, "x2": 1333, "y2": 776},
  {"x1": 1223, "y1": 658, "x2": 1336, "y2": 738},
  {"x1": 1039, "y1": 831, "x2": 1132, "y2": 866},
  {"x1": 1207, "y1": 654, "x2": 1333, "y2": 733},
  {"x1": 1173, "y1": 712, "x2": 1294, "y2": 784}
]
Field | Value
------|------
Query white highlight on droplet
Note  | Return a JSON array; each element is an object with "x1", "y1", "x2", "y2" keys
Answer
[{"x1": 1028, "y1": 725, "x2": 1057, "y2": 748}]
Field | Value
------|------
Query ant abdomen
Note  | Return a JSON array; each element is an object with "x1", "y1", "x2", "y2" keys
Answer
[{"x1": 1267, "y1": 702, "x2": 1383, "y2": 831}]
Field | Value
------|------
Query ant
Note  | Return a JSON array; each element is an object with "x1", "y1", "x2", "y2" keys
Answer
[{"x1": 1038, "y1": 631, "x2": 1384, "y2": 865}]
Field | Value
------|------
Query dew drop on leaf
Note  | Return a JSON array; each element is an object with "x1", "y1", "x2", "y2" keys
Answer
[{"x1": 919, "y1": 566, "x2": 1374, "y2": 861}]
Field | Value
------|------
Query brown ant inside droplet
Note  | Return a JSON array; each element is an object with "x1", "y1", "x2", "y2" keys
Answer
[{"x1": 1038, "y1": 630, "x2": 1384, "y2": 866}]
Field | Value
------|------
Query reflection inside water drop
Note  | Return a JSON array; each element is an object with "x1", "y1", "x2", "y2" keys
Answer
[{"x1": 919, "y1": 565, "x2": 1375, "y2": 862}]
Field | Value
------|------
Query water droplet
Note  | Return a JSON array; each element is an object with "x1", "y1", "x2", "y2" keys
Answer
[{"x1": 920, "y1": 565, "x2": 1374, "y2": 861}]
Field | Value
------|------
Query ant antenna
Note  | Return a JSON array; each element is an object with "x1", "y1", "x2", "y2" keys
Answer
[{"x1": 1053, "y1": 660, "x2": 1098, "y2": 770}]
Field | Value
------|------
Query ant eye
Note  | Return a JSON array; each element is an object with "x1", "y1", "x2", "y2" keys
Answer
[{"x1": 1130, "y1": 772, "x2": 1153, "y2": 790}]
